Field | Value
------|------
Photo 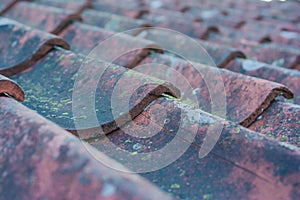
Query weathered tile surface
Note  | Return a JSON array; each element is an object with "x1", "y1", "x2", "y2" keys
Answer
[
  {"x1": 0, "y1": 17, "x2": 69, "y2": 76},
  {"x1": 11, "y1": 49, "x2": 179, "y2": 136}
]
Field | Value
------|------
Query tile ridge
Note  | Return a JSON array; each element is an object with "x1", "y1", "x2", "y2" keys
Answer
[
  {"x1": 241, "y1": 86, "x2": 294, "y2": 127},
  {"x1": 0, "y1": 74, "x2": 25, "y2": 101}
]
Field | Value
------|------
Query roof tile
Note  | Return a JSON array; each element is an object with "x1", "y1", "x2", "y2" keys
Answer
[
  {"x1": 0, "y1": 96, "x2": 173, "y2": 200},
  {"x1": 249, "y1": 101, "x2": 300, "y2": 147},
  {"x1": 10, "y1": 49, "x2": 179, "y2": 136},
  {"x1": 3, "y1": 2, "x2": 82, "y2": 34},
  {"x1": 226, "y1": 58, "x2": 300, "y2": 104},
  {"x1": 32, "y1": 0, "x2": 91, "y2": 14},
  {"x1": 59, "y1": 22, "x2": 162, "y2": 68},
  {"x1": 90, "y1": 97, "x2": 300, "y2": 199},
  {"x1": 81, "y1": 9, "x2": 149, "y2": 33},
  {"x1": 91, "y1": 1, "x2": 146, "y2": 19},
  {"x1": 0, "y1": 17, "x2": 69, "y2": 76},
  {"x1": 0, "y1": 74, "x2": 24, "y2": 101},
  {"x1": 137, "y1": 52, "x2": 293, "y2": 127}
]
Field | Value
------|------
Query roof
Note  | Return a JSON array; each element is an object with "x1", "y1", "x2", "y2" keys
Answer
[{"x1": 0, "y1": 0, "x2": 299, "y2": 199}]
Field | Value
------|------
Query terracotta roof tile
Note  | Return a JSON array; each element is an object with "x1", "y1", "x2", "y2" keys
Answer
[
  {"x1": 3, "y1": 1, "x2": 82, "y2": 34},
  {"x1": 59, "y1": 22, "x2": 162, "y2": 68},
  {"x1": 0, "y1": 96, "x2": 173, "y2": 200},
  {"x1": 139, "y1": 11, "x2": 212, "y2": 39},
  {"x1": 226, "y1": 58, "x2": 300, "y2": 104},
  {"x1": 137, "y1": 52, "x2": 293, "y2": 127},
  {"x1": 1, "y1": 0, "x2": 300, "y2": 199},
  {"x1": 32, "y1": 0, "x2": 91, "y2": 14},
  {"x1": 90, "y1": 97, "x2": 300, "y2": 199},
  {"x1": 136, "y1": 28, "x2": 245, "y2": 68},
  {"x1": 249, "y1": 101, "x2": 300, "y2": 147},
  {"x1": 10, "y1": 48, "x2": 179, "y2": 136},
  {"x1": 0, "y1": 17, "x2": 69, "y2": 76},
  {"x1": 91, "y1": 0, "x2": 146, "y2": 19},
  {"x1": 0, "y1": 74, "x2": 24, "y2": 101},
  {"x1": 81, "y1": 9, "x2": 149, "y2": 33}
]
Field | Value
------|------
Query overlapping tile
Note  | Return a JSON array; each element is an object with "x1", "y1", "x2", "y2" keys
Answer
[
  {"x1": 3, "y1": 1, "x2": 82, "y2": 34},
  {"x1": 139, "y1": 10, "x2": 212, "y2": 39},
  {"x1": 81, "y1": 9, "x2": 150, "y2": 34},
  {"x1": 33, "y1": 0, "x2": 92, "y2": 14},
  {"x1": 90, "y1": 97, "x2": 300, "y2": 199},
  {"x1": 249, "y1": 101, "x2": 300, "y2": 147},
  {"x1": 226, "y1": 58, "x2": 300, "y2": 104},
  {"x1": 137, "y1": 52, "x2": 293, "y2": 127},
  {"x1": 91, "y1": 0, "x2": 146, "y2": 19},
  {"x1": 0, "y1": 17, "x2": 69, "y2": 76},
  {"x1": 10, "y1": 48, "x2": 179, "y2": 137},
  {"x1": 0, "y1": 96, "x2": 173, "y2": 200},
  {"x1": 59, "y1": 22, "x2": 162, "y2": 68},
  {"x1": 136, "y1": 28, "x2": 245, "y2": 68},
  {"x1": 0, "y1": 74, "x2": 24, "y2": 102}
]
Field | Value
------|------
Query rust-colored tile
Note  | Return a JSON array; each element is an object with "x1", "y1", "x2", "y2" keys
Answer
[
  {"x1": 249, "y1": 101, "x2": 300, "y2": 147},
  {"x1": 140, "y1": 11, "x2": 211, "y2": 39},
  {"x1": 208, "y1": 35, "x2": 300, "y2": 69},
  {"x1": 241, "y1": 43, "x2": 300, "y2": 69},
  {"x1": 137, "y1": 52, "x2": 293, "y2": 127},
  {"x1": 136, "y1": 29, "x2": 245, "y2": 68},
  {"x1": 3, "y1": 1, "x2": 82, "y2": 34},
  {"x1": 91, "y1": 0, "x2": 146, "y2": 19},
  {"x1": 0, "y1": 17, "x2": 69, "y2": 76},
  {"x1": 0, "y1": 74, "x2": 24, "y2": 101},
  {"x1": 90, "y1": 97, "x2": 300, "y2": 199},
  {"x1": 226, "y1": 58, "x2": 300, "y2": 104},
  {"x1": 33, "y1": 0, "x2": 92, "y2": 14},
  {"x1": 11, "y1": 49, "x2": 179, "y2": 137},
  {"x1": 59, "y1": 22, "x2": 162, "y2": 68},
  {"x1": 0, "y1": 96, "x2": 173, "y2": 200},
  {"x1": 81, "y1": 9, "x2": 149, "y2": 33}
]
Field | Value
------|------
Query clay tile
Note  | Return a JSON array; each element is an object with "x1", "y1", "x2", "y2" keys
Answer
[
  {"x1": 0, "y1": 17, "x2": 69, "y2": 76},
  {"x1": 136, "y1": 29, "x2": 245, "y2": 68},
  {"x1": 240, "y1": 43, "x2": 300, "y2": 69},
  {"x1": 10, "y1": 49, "x2": 179, "y2": 138},
  {"x1": 137, "y1": 52, "x2": 293, "y2": 127},
  {"x1": 249, "y1": 101, "x2": 300, "y2": 147},
  {"x1": 91, "y1": 96, "x2": 300, "y2": 200},
  {"x1": 0, "y1": 96, "x2": 173, "y2": 200},
  {"x1": 226, "y1": 58, "x2": 300, "y2": 104},
  {"x1": 81, "y1": 9, "x2": 148, "y2": 33},
  {"x1": 91, "y1": 0, "x2": 146, "y2": 19},
  {"x1": 33, "y1": 0, "x2": 92, "y2": 14},
  {"x1": 0, "y1": 74, "x2": 24, "y2": 101},
  {"x1": 0, "y1": 0, "x2": 17, "y2": 15},
  {"x1": 140, "y1": 11, "x2": 210, "y2": 39},
  {"x1": 3, "y1": 1, "x2": 82, "y2": 34},
  {"x1": 59, "y1": 22, "x2": 163, "y2": 68}
]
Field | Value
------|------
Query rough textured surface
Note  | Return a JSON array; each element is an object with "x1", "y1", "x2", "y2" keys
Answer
[
  {"x1": 59, "y1": 22, "x2": 163, "y2": 68},
  {"x1": 11, "y1": 49, "x2": 179, "y2": 136},
  {"x1": 0, "y1": 96, "x2": 174, "y2": 200},
  {"x1": 33, "y1": 0, "x2": 92, "y2": 14},
  {"x1": 0, "y1": 74, "x2": 24, "y2": 102},
  {"x1": 82, "y1": 9, "x2": 148, "y2": 33},
  {"x1": 249, "y1": 101, "x2": 300, "y2": 147},
  {"x1": 226, "y1": 58, "x2": 300, "y2": 104},
  {"x1": 0, "y1": 17, "x2": 69, "y2": 76},
  {"x1": 91, "y1": 97, "x2": 300, "y2": 200},
  {"x1": 138, "y1": 53, "x2": 293, "y2": 127},
  {"x1": 3, "y1": 1, "x2": 82, "y2": 34}
]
